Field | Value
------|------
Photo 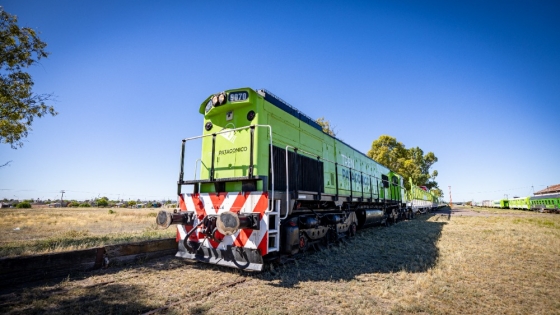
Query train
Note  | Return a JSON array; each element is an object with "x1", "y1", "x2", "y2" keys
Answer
[
  {"x1": 156, "y1": 88, "x2": 442, "y2": 271},
  {"x1": 473, "y1": 194, "x2": 560, "y2": 213}
]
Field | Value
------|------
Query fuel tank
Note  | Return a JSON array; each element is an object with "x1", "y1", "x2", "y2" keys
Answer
[{"x1": 356, "y1": 209, "x2": 384, "y2": 228}]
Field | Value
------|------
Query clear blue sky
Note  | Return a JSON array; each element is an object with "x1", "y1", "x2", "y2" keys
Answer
[{"x1": 1, "y1": 0, "x2": 559, "y2": 203}]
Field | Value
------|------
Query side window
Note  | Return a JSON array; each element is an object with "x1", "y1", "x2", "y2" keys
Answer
[{"x1": 381, "y1": 175, "x2": 389, "y2": 188}]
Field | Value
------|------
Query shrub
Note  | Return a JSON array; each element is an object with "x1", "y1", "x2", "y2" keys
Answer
[
  {"x1": 16, "y1": 202, "x2": 32, "y2": 208},
  {"x1": 79, "y1": 203, "x2": 91, "y2": 207},
  {"x1": 108, "y1": 209, "x2": 115, "y2": 214}
]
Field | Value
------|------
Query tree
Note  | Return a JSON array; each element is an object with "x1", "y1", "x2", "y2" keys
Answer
[
  {"x1": 431, "y1": 188, "x2": 443, "y2": 200},
  {"x1": 367, "y1": 135, "x2": 439, "y2": 191},
  {"x1": 97, "y1": 197, "x2": 109, "y2": 207},
  {"x1": 366, "y1": 135, "x2": 408, "y2": 172},
  {"x1": 315, "y1": 117, "x2": 337, "y2": 137},
  {"x1": 1, "y1": 7, "x2": 57, "y2": 149}
]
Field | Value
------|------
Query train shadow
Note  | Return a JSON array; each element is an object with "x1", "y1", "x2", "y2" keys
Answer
[
  {"x1": 261, "y1": 213, "x2": 446, "y2": 288},
  {"x1": 0, "y1": 282, "x2": 155, "y2": 314}
]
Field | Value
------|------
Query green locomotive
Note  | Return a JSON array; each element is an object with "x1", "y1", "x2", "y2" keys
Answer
[{"x1": 157, "y1": 88, "x2": 426, "y2": 271}]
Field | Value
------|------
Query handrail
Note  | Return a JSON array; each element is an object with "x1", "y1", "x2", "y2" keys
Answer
[
  {"x1": 193, "y1": 159, "x2": 201, "y2": 180},
  {"x1": 286, "y1": 146, "x2": 394, "y2": 196},
  {"x1": 179, "y1": 124, "x2": 275, "y2": 213},
  {"x1": 283, "y1": 145, "x2": 295, "y2": 220},
  {"x1": 282, "y1": 145, "x2": 409, "y2": 218}
]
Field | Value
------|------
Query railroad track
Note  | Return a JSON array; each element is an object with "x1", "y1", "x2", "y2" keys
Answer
[{"x1": 0, "y1": 238, "x2": 177, "y2": 289}]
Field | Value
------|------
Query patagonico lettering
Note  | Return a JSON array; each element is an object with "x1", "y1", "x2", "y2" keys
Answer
[{"x1": 218, "y1": 146, "x2": 248, "y2": 155}]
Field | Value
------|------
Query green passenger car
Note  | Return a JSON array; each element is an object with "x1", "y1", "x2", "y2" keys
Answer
[
  {"x1": 500, "y1": 199, "x2": 509, "y2": 209},
  {"x1": 509, "y1": 197, "x2": 530, "y2": 210},
  {"x1": 530, "y1": 194, "x2": 560, "y2": 213},
  {"x1": 406, "y1": 178, "x2": 436, "y2": 213}
]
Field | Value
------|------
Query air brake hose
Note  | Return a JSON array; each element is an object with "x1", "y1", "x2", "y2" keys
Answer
[{"x1": 184, "y1": 220, "x2": 205, "y2": 252}]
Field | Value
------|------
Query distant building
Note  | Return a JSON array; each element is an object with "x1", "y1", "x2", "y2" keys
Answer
[{"x1": 534, "y1": 184, "x2": 560, "y2": 196}]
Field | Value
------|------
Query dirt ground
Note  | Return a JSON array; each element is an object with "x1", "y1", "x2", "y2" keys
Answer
[
  {"x1": 433, "y1": 205, "x2": 542, "y2": 216},
  {"x1": 1, "y1": 206, "x2": 559, "y2": 315}
]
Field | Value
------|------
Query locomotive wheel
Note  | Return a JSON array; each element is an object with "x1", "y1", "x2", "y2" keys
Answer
[
  {"x1": 348, "y1": 223, "x2": 357, "y2": 237},
  {"x1": 384, "y1": 215, "x2": 392, "y2": 227},
  {"x1": 323, "y1": 229, "x2": 337, "y2": 247},
  {"x1": 390, "y1": 209, "x2": 398, "y2": 225},
  {"x1": 298, "y1": 233, "x2": 309, "y2": 252}
]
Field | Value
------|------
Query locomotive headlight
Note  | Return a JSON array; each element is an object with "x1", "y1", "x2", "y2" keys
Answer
[
  {"x1": 218, "y1": 93, "x2": 226, "y2": 105},
  {"x1": 247, "y1": 110, "x2": 256, "y2": 121},
  {"x1": 205, "y1": 100, "x2": 213, "y2": 113},
  {"x1": 211, "y1": 95, "x2": 219, "y2": 106}
]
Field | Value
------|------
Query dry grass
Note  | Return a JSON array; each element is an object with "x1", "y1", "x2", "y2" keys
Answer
[
  {"x1": 0, "y1": 207, "x2": 175, "y2": 257},
  {"x1": 1, "y1": 206, "x2": 559, "y2": 314},
  {"x1": 468, "y1": 206, "x2": 538, "y2": 215}
]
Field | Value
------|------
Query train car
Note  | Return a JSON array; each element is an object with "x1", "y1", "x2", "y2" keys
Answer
[
  {"x1": 406, "y1": 179, "x2": 437, "y2": 214},
  {"x1": 530, "y1": 194, "x2": 560, "y2": 213},
  {"x1": 481, "y1": 200, "x2": 492, "y2": 208},
  {"x1": 490, "y1": 199, "x2": 508, "y2": 209},
  {"x1": 500, "y1": 199, "x2": 509, "y2": 209},
  {"x1": 509, "y1": 197, "x2": 530, "y2": 210},
  {"x1": 156, "y1": 88, "x2": 410, "y2": 271}
]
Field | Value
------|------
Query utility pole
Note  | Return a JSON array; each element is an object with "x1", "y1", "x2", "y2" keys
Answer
[
  {"x1": 60, "y1": 190, "x2": 65, "y2": 208},
  {"x1": 448, "y1": 186, "x2": 453, "y2": 208}
]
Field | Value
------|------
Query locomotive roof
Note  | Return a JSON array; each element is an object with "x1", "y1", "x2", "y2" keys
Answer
[
  {"x1": 257, "y1": 89, "x2": 323, "y2": 132},
  {"x1": 258, "y1": 89, "x2": 403, "y2": 176}
]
